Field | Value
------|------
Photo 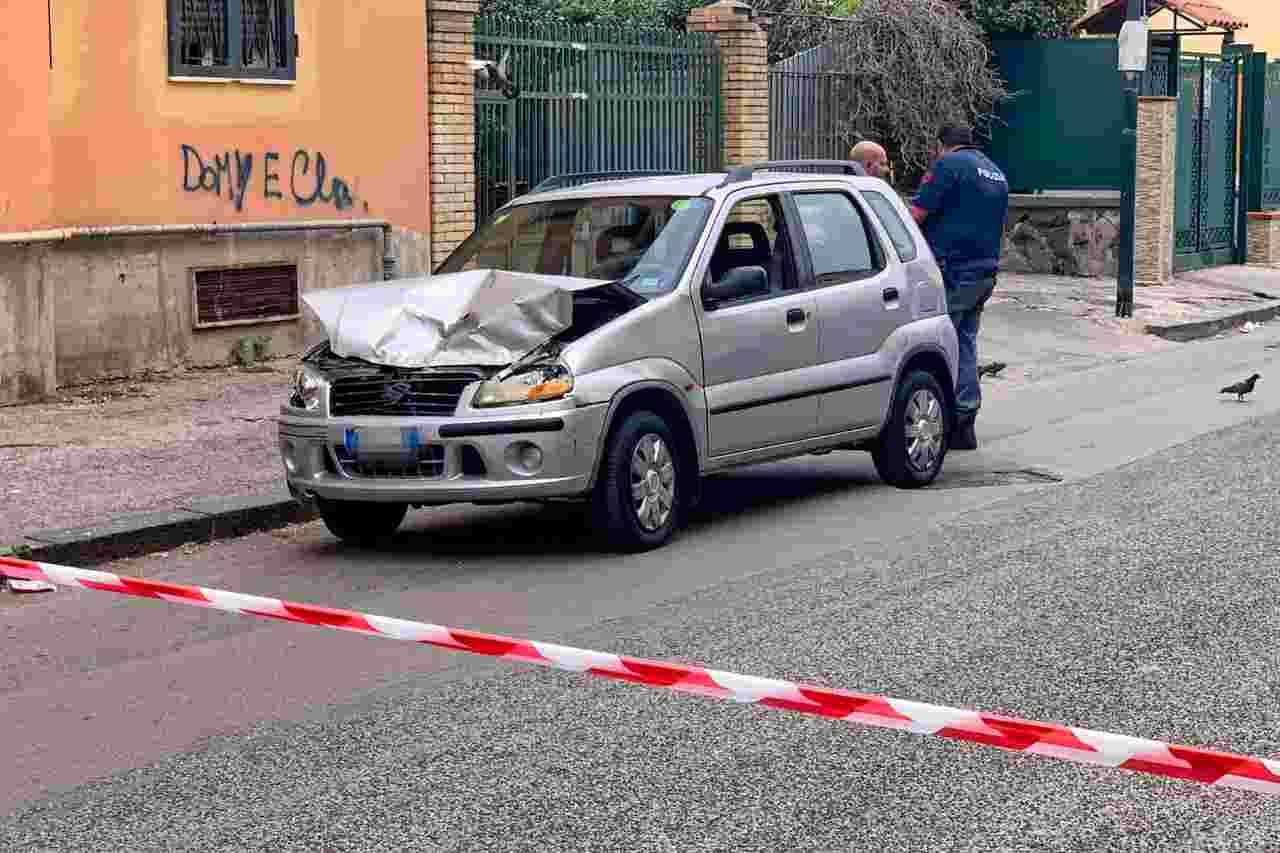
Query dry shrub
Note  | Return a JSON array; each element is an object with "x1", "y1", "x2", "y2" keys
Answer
[{"x1": 764, "y1": 0, "x2": 1011, "y2": 188}]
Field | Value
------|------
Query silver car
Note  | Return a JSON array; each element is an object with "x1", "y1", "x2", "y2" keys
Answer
[{"x1": 278, "y1": 161, "x2": 959, "y2": 551}]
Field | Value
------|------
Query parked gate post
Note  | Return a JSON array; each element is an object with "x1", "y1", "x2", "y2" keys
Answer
[
  {"x1": 428, "y1": 0, "x2": 482, "y2": 271},
  {"x1": 1133, "y1": 95, "x2": 1178, "y2": 287},
  {"x1": 687, "y1": 0, "x2": 768, "y2": 169}
]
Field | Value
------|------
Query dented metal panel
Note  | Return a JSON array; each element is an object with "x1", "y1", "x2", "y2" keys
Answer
[{"x1": 300, "y1": 269, "x2": 604, "y2": 369}]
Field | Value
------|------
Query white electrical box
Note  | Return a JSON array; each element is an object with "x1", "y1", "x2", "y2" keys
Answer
[{"x1": 1118, "y1": 19, "x2": 1150, "y2": 73}]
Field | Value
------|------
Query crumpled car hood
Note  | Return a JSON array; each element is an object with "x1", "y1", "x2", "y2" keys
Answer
[{"x1": 301, "y1": 269, "x2": 606, "y2": 369}]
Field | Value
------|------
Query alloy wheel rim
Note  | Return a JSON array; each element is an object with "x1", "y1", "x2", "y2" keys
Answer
[
  {"x1": 630, "y1": 433, "x2": 676, "y2": 532},
  {"x1": 904, "y1": 389, "x2": 944, "y2": 474}
]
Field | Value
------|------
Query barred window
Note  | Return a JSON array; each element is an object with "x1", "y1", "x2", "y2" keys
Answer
[{"x1": 168, "y1": 0, "x2": 296, "y2": 81}]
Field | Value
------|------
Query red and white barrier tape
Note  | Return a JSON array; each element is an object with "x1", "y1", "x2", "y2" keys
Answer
[{"x1": 4, "y1": 555, "x2": 1278, "y2": 795}]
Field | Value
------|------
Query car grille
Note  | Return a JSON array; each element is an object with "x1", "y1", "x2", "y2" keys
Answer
[
  {"x1": 328, "y1": 368, "x2": 486, "y2": 417},
  {"x1": 332, "y1": 444, "x2": 447, "y2": 479}
]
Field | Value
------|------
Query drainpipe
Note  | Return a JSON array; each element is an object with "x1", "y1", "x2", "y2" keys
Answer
[{"x1": 0, "y1": 219, "x2": 399, "y2": 280}]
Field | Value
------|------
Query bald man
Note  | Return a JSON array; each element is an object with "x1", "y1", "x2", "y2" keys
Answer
[{"x1": 850, "y1": 141, "x2": 891, "y2": 181}]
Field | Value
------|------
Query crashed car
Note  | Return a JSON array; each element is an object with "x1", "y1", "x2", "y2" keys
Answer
[{"x1": 279, "y1": 162, "x2": 959, "y2": 551}]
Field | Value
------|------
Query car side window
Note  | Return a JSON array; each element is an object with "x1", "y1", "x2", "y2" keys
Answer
[
  {"x1": 861, "y1": 190, "x2": 919, "y2": 262},
  {"x1": 792, "y1": 192, "x2": 884, "y2": 285},
  {"x1": 706, "y1": 194, "x2": 800, "y2": 301}
]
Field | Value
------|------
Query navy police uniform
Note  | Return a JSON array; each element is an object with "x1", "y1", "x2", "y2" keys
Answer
[{"x1": 913, "y1": 142, "x2": 1009, "y2": 435}]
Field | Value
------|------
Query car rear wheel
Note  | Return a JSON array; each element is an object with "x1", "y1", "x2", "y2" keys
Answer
[
  {"x1": 872, "y1": 369, "x2": 949, "y2": 489},
  {"x1": 592, "y1": 410, "x2": 682, "y2": 552},
  {"x1": 315, "y1": 497, "x2": 409, "y2": 544}
]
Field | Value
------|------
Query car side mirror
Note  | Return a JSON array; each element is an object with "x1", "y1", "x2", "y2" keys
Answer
[{"x1": 703, "y1": 265, "x2": 768, "y2": 309}]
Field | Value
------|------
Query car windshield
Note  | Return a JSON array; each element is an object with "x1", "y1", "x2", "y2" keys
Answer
[{"x1": 437, "y1": 195, "x2": 714, "y2": 298}]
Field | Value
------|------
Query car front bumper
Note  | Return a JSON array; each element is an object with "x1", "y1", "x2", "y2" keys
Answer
[{"x1": 278, "y1": 403, "x2": 609, "y2": 505}]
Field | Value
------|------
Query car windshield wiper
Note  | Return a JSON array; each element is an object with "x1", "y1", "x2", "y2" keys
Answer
[{"x1": 607, "y1": 276, "x2": 654, "y2": 305}]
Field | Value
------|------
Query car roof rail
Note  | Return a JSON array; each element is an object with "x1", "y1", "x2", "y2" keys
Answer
[
  {"x1": 528, "y1": 170, "x2": 686, "y2": 194},
  {"x1": 718, "y1": 160, "x2": 868, "y2": 187}
]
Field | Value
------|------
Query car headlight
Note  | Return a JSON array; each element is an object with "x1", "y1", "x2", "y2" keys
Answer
[
  {"x1": 292, "y1": 367, "x2": 326, "y2": 412},
  {"x1": 473, "y1": 362, "x2": 574, "y2": 408}
]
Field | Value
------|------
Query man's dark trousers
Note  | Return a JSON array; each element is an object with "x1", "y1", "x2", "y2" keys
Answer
[{"x1": 945, "y1": 269, "x2": 997, "y2": 432}]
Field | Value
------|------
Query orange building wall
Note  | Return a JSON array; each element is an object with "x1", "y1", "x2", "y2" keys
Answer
[
  {"x1": 1, "y1": 3, "x2": 54, "y2": 232},
  {"x1": 46, "y1": 1, "x2": 429, "y2": 232}
]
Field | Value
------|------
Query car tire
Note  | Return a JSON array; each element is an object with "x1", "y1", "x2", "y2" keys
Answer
[
  {"x1": 872, "y1": 369, "x2": 949, "y2": 489},
  {"x1": 592, "y1": 410, "x2": 683, "y2": 552},
  {"x1": 315, "y1": 497, "x2": 409, "y2": 544}
]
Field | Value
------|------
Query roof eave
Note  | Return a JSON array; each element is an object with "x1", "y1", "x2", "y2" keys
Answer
[{"x1": 1071, "y1": 0, "x2": 1246, "y2": 35}]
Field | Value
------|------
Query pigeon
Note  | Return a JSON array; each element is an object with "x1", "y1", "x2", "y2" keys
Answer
[
  {"x1": 467, "y1": 49, "x2": 518, "y2": 99},
  {"x1": 1220, "y1": 373, "x2": 1261, "y2": 402},
  {"x1": 977, "y1": 361, "x2": 1007, "y2": 378}
]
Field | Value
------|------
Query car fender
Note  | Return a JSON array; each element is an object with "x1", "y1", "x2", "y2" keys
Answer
[
  {"x1": 881, "y1": 336, "x2": 959, "y2": 433},
  {"x1": 574, "y1": 359, "x2": 707, "y2": 492}
]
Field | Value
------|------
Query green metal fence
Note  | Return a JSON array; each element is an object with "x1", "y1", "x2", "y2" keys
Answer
[
  {"x1": 986, "y1": 38, "x2": 1184, "y2": 194},
  {"x1": 987, "y1": 38, "x2": 1130, "y2": 193},
  {"x1": 1265, "y1": 60, "x2": 1280, "y2": 210},
  {"x1": 473, "y1": 16, "x2": 722, "y2": 223},
  {"x1": 768, "y1": 69, "x2": 855, "y2": 161}
]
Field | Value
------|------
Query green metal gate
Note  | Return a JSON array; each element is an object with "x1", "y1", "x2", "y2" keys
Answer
[
  {"x1": 1174, "y1": 53, "x2": 1242, "y2": 270},
  {"x1": 1264, "y1": 60, "x2": 1280, "y2": 211},
  {"x1": 474, "y1": 16, "x2": 722, "y2": 223}
]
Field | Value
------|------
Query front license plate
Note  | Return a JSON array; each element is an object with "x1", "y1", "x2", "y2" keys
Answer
[{"x1": 344, "y1": 427, "x2": 424, "y2": 454}]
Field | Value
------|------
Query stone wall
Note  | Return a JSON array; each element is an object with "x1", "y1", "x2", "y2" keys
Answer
[
  {"x1": 1247, "y1": 212, "x2": 1280, "y2": 266},
  {"x1": 0, "y1": 227, "x2": 384, "y2": 405},
  {"x1": 1134, "y1": 97, "x2": 1177, "y2": 285},
  {"x1": 999, "y1": 194, "x2": 1121, "y2": 277},
  {"x1": 998, "y1": 98, "x2": 1175, "y2": 282}
]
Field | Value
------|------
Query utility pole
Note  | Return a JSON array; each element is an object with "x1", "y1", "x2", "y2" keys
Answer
[{"x1": 1115, "y1": 0, "x2": 1147, "y2": 318}]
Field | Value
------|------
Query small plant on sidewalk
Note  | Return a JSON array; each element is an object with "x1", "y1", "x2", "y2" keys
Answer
[{"x1": 234, "y1": 335, "x2": 274, "y2": 370}]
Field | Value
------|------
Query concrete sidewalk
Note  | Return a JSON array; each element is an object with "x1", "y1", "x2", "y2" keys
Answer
[
  {"x1": 2, "y1": 266, "x2": 1278, "y2": 565},
  {"x1": 976, "y1": 267, "x2": 1280, "y2": 393},
  {"x1": 0, "y1": 364, "x2": 303, "y2": 564}
]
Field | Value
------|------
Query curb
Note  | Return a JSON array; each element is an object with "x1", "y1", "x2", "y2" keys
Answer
[
  {"x1": 1145, "y1": 299, "x2": 1280, "y2": 343},
  {"x1": 21, "y1": 492, "x2": 318, "y2": 567}
]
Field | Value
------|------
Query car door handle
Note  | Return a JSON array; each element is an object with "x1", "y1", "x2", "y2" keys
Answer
[
  {"x1": 883, "y1": 287, "x2": 900, "y2": 303},
  {"x1": 786, "y1": 308, "x2": 806, "y2": 324}
]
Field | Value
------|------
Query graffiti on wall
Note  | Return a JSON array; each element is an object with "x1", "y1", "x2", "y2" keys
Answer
[{"x1": 181, "y1": 145, "x2": 360, "y2": 213}]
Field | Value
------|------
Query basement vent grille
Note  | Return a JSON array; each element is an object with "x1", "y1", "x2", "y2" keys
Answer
[{"x1": 193, "y1": 263, "x2": 300, "y2": 328}]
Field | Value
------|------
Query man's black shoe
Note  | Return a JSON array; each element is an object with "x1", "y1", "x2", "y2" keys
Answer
[{"x1": 951, "y1": 420, "x2": 978, "y2": 451}]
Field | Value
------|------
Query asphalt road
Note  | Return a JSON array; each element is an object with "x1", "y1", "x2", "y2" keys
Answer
[{"x1": 4, "y1": 328, "x2": 1280, "y2": 850}]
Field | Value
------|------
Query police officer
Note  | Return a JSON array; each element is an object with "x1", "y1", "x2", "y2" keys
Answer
[{"x1": 909, "y1": 125, "x2": 1009, "y2": 451}]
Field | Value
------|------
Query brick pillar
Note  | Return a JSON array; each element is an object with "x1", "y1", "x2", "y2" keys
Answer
[
  {"x1": 1247, "y1": 212, "x2": 1280, "y2": 266},
  {"x1": 687, "y1": 0, "x2": 768, "y2": 169},
  {"x1": 427, "y1": 0, "x2": 479, "y2": 271},
  {"x1": 1133, "y1": 96, "x2": 1177, "y2": 286}
]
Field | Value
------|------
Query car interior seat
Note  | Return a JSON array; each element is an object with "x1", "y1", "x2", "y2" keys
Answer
[
  {"x1": 595, "y1": 224, "x2": 644, "y2": 262},
  {"x1": 710, "y1": 221, "x2": 772, "y2": 283}
]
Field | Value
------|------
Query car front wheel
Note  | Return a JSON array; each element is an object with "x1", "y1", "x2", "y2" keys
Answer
[
  {"x1": 592, "y1": 410, "x2": 683, "y2": 552},
  {"x1": 872, "y1": 369, "x2": 949, "y2": 489},
  {"x1": 315, "y1": 497, "x2": 409, "y2": 544}
]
